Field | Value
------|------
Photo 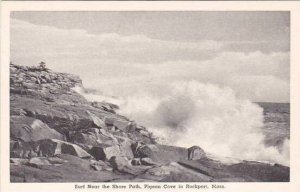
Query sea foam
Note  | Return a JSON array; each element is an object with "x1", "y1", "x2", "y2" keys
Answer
[{"x1": 74, "y1": 81, "x2": 289, "y2": 166}]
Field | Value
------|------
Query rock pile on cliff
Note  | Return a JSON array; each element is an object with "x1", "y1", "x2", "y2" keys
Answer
[{"x1": 10, "y1": 63, "x2": 289, "y2": 182}]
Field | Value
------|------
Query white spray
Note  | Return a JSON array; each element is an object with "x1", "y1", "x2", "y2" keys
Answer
[{"x1": 74, "y1": 81, "x2": 290, "y2": 166}]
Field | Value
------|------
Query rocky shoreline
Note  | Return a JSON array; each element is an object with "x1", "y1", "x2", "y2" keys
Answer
[{"x1": 10, "y1": 63, "x2": 289, "y2": 182}]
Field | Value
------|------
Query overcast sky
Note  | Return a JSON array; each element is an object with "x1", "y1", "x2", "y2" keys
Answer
[{"x1": 10, "y1": 11, "x2": 290, "y2": 102}]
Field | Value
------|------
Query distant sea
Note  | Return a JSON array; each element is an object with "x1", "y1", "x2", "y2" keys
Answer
[{"x1": 257, "y1": 102, "x2": 290, "y2": 148}]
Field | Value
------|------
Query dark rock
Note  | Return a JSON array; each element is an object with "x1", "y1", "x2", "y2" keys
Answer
[
  {"x1": 132, "y1": 143, "x2": 188, "y2": 163},
  {"x1": 138, "y1": 162, "x2": 212, "y2": 182},
  {"x1": 130, "y1": 158, "x2": 142, "y2": 166},
  {"x1": 104, "y1": 117, "x2": 115, "y2": 126},
  {"x1": 132, "y1": 143, "x2": 159, "y2": 158},
  {"x1": 10, "y1": 95, "x2": 111, "y2": 133},
  {"x1": 90, "y1": 163, "x2": 103, "y2": 171},
  {"x1": 188, "y1": 146, "x2": 206, "y2": 160},
  {"x1": 10, "y1": 154, "x2": 128, "y2": 182},
  {"x1": 10, "y1": 116, "x2": 64, "y2": 142},
  {"x1": 71, "y1": 129, "x2": 118, "y2": 150},
  {"x1": 178, "y1": 159, "x2": 217, "y2": 177},
  {"x1": 227, "y1": 161, "x2": 290, "y2": 182},
  {"x1": 89, "y1": 144, "x2": 121, "y2": 161},
  {"x1": 177, "y1": 158, "x2": 290, "y2": 182},
  {"x1": 140, "y1": 157, "x2": 157, "y2": 166},
  {"x1": 91, "y1": 101, "x2": 117, "y2": 113},
  {"x1": 60, "y1": 142, "x2": 90, "y2": 158},
  {"x1": 11, "y1": 139, "x2": 92, "y2": 159},
  {"x1": 11, "y1": 140, "x2": 39, "y2": 158}
]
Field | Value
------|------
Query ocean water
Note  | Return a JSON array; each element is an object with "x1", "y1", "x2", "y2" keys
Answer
[
  {"x1": 258, "y1": 102, "x2": 290, "y2": 150},
  {"x1": 74, "y1": 81, "x2": 290, "y2": 166}
]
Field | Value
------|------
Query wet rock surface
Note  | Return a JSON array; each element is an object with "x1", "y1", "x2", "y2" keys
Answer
[{"x1": 10, "y1": 64, "x2": 289, "y2": 182}]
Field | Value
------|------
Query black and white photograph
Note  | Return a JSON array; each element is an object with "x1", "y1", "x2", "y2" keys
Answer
[
  {"x1": 1, "y1": 1, "x2": 299, "y2": 190},
  {"x1": 7, "y1": 10, "x2": 292, "y2": 183}
]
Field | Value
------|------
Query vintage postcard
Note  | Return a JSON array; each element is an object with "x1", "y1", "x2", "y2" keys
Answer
[{"x1": 1, "y1": 1, "x2": 300, "y2": 192}]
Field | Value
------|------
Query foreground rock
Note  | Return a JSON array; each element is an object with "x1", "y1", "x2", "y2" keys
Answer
[
  {"x1": 132, "y1": 143, "x2": 188, "y2": 163},
  {"x1": 11, "y1": 154, "x2": 128, "y2": 182},
  {"x1": 11, "y1": 139, "x2": 93, "y2": 159},
  {"x1": 70, "y1": 128, "x2": 118, "y2": 150},
  {"x1": 11, "y1": 116, "x2": 64, "y2": 142},
  {"x1": 177, "y1": 159, "x2": 289, "y2": 182},
  {"x1": 9, "y1": 63, "x2": 289, "y2": 182}
]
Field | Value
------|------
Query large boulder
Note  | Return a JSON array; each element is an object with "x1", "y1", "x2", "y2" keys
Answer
[
  {"x1": 10, "y1": 116, "x2": 64, "y2": 142},
  {"x1": 71, "y1": 132, "x2": 99, "y2": 149},
  {"x1": 108, "y1": 156, "x2": 130, "y2": 171},
  {"x1": 115, "y1": 136, "x2": 135, "y2": 160},
  {"x1": 79, "y1": 132, "x2": 135, "y2": 161},
  {"x1": 70, "y1": 128, "x2": 118, "y2": 150},
  {"x1": 187, "y1": 146, "x2": 206, "y2": 160},
  {"x1": 132, "y1": 143, "x2": 188, "y2": 163}
]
